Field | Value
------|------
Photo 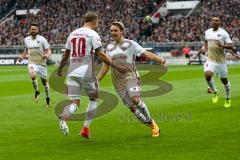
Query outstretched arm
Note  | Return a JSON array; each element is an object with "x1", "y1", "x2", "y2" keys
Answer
[{"x1": 141, "y1": 51, "x2": 167, "y2": 69}]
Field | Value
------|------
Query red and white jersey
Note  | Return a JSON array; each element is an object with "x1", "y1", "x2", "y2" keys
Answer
[
  {"x1": 106, "y1": 39, "x2": 145, "y2": 91},
  {"x1": 205, "y1": 27, "x2": 232, "y2": 63},
  {"x1": 65, "y1": 27, "x2": 102, "y2": 78}
]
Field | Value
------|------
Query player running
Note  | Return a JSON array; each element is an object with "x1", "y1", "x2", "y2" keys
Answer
[
  {"x1": 203, "y1": 16, "x2": 239, "y2": 107},
  {"x1": 196, "y1": 46, "x2": 240, "y2": 94},
  {"x1": 57, "y1": 12, "x2": 124, "y2": 138},
  {"x1": 18, "y1": 23, "x2": 51, "y2": 107},
  {"x1": 97, "y1": 22, "x2": 167, "y2": 137}
]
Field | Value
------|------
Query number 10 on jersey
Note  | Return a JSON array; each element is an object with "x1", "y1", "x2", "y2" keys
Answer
[{"x1": 71, "y1": 37, "x2": 86, "y2": 57}]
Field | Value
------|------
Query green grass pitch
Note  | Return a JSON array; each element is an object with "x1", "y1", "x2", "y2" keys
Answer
[{"x1": 0, "y1": 64, "x2": 239, "y2": 160}]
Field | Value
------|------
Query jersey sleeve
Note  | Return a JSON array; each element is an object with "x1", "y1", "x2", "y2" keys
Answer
[
  {"x1": 65, "y1": 35, "x2": 71, "y2": 50},
  {"x1": 133, "y1": 41, "x2": 146, "y2": 56},
  {"x1": 92, "y1": 34, "x2": 102, "y2": 50},
  {"x1": 224, "y1": 31, "x2": 232, "y2": 44},
  {"x1": 42, "y1": 37, "x2": 50, "y2": 49}
]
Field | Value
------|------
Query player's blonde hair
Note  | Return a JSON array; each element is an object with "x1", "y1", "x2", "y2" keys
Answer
[
  {"x1": 112, "y1": 21, "x2": 125, "y2": 33},
  {"x1": 84, "y1": 12, "x2": 98, "y2": 23}
]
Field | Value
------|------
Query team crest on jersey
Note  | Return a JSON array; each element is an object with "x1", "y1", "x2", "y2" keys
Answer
[
  {"x1": 107, "y1": 43, "x2": 116, "y2": 52},
  {"x1": 120, "y1": 41, "x2": 132, "y2": 51},
  {"x1": 37, "y1": 40, "x2": 40, "y2": 44},
  {"x1": 217, "y1": 34, "x2": 221, "y2": 37},
  {"x1": 129, "y1": 86, "x2": 140, "y2": 92}
]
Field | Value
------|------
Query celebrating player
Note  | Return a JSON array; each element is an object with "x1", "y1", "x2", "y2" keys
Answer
[
  {"x1": 57, "y1": 12, "x2": 124, "y2": 138},
  {"x1": 203, "y1": 16, "x2": 238, "y2": 107},
  {"x1": 97, "y1": 22, "x2": 167, "y2": 137},
  {"x1": 18, "y1": 23, "x2": 51, "y2": 107}
]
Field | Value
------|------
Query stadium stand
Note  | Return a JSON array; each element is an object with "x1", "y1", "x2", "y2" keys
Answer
[{"x1": 0, "y1": 0, "x2": 239, "y2": 46}]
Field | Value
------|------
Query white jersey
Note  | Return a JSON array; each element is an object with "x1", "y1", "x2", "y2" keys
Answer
[
  {"x1": 106, "y1": 39, "x2": 145, "y2": 91},
  {"x1": 205, "y1": 28, "x2": 232, "y2": 63},
  {"x1": 24, "y1": 35, "x2": 50, "y2": 66},
  {"x1": 65, "y1": 27, "x2": 102, "y2": 78}
]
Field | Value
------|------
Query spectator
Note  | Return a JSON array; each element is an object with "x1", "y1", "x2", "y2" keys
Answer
[
  {"x1": 183, "y1": 44, "x2": 191, "y2": 65},
  {"x1": 0, "y1": 0, "x2": 239, "y2": 46}
]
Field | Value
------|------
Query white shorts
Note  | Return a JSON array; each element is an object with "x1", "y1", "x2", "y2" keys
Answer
[
  {"x1": 117, "y1": 79, "x2": 141, "y2": 107},
  {"x1": 66, "y1": 76, "x2": 99, "y2": 100},
  {"x1": 203, "y1": 60, "x2": 228, "y2": 78},
  {"x1": 28, "y1": 64, "x2": 48, "y2": 79}
]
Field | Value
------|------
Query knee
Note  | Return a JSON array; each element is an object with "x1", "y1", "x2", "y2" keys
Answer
[
  {"x1": 131, "y1": 96, "x2": 140, "y2": 105},
  {"x1": 30, "y1": 74, "x2": 36, "y2": 80},
  {"x1": 205, "y1": 71, "x2": 213, "y2": 81},
  {"x1": 221, "y1": 78, "x2": 228, "y2": 85},
  {"x1": 72, "y1": 99, "x2": 80, "y2": 106},
  {"x1": 89, "y1": 93, "x2": 98, "y2": 101},
  {"x1": 129, "y1": 106, "x2": 137, "y2": 113},
  {"x1": 41, "y1": 79, "x2": 47, "y2": 86},
  {"x1": 205, "y1": 74, "x2": 212, "y2": 81}
]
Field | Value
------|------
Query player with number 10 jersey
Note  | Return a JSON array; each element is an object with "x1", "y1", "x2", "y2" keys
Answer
[
  {"x1": 57, "y1": 12, "x2": 121, "y2": 138},
  {"x1": 65, "y1": 26, "x2": 101, "y2": 78}
]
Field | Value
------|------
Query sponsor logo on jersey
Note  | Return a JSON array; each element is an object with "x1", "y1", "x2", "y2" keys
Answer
[{"x1": 28, "y1": 47, "x2": 40, "y2": 49}]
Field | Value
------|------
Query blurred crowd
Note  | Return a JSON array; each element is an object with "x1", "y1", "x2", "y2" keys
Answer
[
  {"x1": 141, "y1": 0, "x2": 240, "y2": 44},
  {"x1": 0, "y1": 0, "x2": 239, "y2": 46},
  {"x1": 0, "y1": 0, "x2": 15, "y2": 18}
]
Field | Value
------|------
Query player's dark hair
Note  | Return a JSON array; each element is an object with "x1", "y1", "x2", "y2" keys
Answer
[
  {"x1": 112, "y1": 21, "x2": 125, "y2": 32},
  {"x1": 30, "y1": 23, "x2": 38, "y2": 27},
  {"x1": 84, "y1": 12, "x2": 98, "y2": 23}
]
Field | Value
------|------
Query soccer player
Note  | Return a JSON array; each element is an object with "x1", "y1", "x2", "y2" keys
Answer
[
  {"x1": 196, "y1": 46, "x2": 240, "y2": 94},
  {"x1": 97, "y1": 22, "x2": 167, "y2": 137},
  {"x1": 18, "y1": 23, "x2": 51, "y2": 107},
  {"x1": 203, "y1": 16, "x2": 237, "y2": 108},
  {"x1": 57, "y1": 12, "x2": 124, "y2": 138}
]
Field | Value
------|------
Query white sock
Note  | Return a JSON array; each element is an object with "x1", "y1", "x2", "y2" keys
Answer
[
  {"x1": 137, "y1": 100, "x2": 151, "y2": 123},
  {"x1": 63, "y1": 103, "x2": 78, "y2": 118},
  {"x1": 224, "y1": 82, "x2": 231, "y2": 99},
  {"x1": 134, "y1": 109, "x2": 148, "y2": 124},
  {"x1": 32, "y1": 79, "x2": 38, "y2": 91},
  {"x1": 84, "y1": 101, "x2": 97, "y2": 128},
  {"x1": 207, "y1": 79, "x2": 217, "y2": 93},
  {"x1": 43, "y1": 84, "x2": 50, "y2": 98}
]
